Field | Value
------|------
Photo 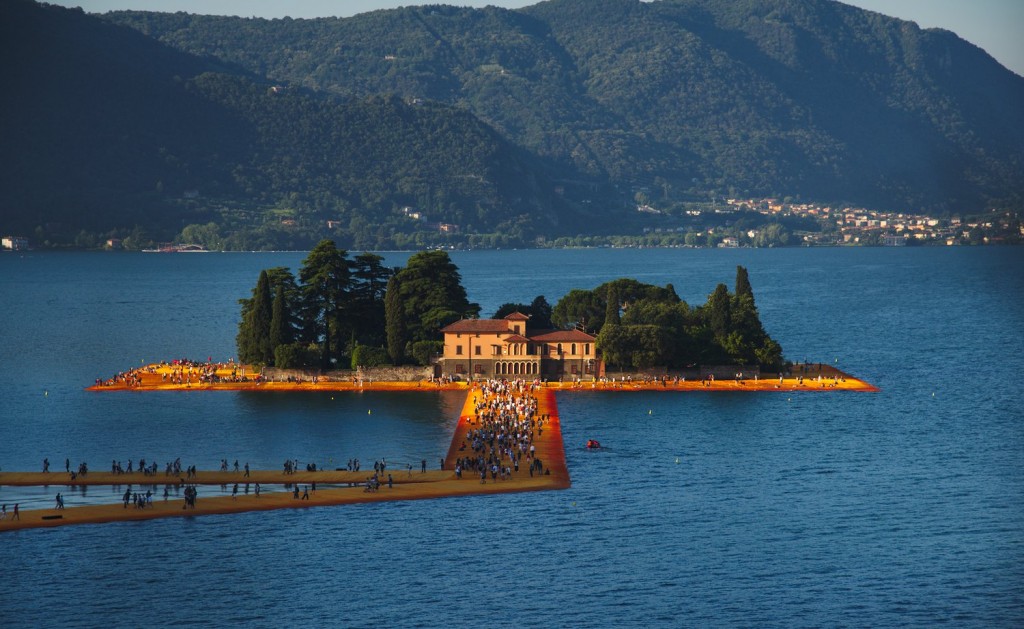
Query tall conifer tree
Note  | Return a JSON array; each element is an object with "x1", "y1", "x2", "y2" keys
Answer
[
  {"x1": 299, "y1": 240, "x2": 352, "y2": 368},
  {"x1": 707, "y1": 283, "x2": 732, "y2": 338},
  {"x1": 384, "y1": 274, "x2": 405, "y2": 364},
  {"x1": 605, "y1": 285, "x2": 621, "y2": 327},
  {"x1": 269, "y1": 283, "x2": 289, "y2": 362},
  {"x1": 735, "y1": 266, "x2": 753, "y2": 302}
]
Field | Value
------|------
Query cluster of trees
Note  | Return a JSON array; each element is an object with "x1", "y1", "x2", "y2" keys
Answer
[
  {"x1": 237, "y1": 241, "x2": 477, "y2": 369},
  {"x1": 239, "y1": 245, "x2": 782, "y2": 372},
  {"x1": 549, "y1": 267, "x2": 784, "y2": 371}
]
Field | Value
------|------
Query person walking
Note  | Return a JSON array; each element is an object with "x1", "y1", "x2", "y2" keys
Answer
[{"x1": 12, "y1": 504, "x2": 19, "y2": 520}]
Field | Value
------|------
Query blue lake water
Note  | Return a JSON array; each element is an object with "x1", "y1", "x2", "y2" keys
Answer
[{"x1": 1, "y1": 247, "x2": 1022, "y2": 626}]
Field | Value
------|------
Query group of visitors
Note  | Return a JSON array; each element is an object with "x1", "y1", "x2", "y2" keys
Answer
[
  {"x1": 122, "y1": 487, "x2": 154, "y2": 509},
  {"x1": 452, "y1": 378, "x2": 549, "y2": 482}
]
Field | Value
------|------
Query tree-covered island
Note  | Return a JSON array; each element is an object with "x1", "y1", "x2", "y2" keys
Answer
[{"x1": 237, "y1": 240, "x2": 784, "y2": 376}]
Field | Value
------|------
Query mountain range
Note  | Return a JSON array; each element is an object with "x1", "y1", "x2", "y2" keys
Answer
[{"x1": 2, "y1": 0, "x2": 1022, "y2": 248}]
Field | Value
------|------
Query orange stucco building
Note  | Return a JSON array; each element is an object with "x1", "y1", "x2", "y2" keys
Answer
[{"x1": 439, "y1": 312, "x2": 601, "y2": 380}]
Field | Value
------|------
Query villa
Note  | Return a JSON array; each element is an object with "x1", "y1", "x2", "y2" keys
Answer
[{"x1": 439, "y1": 312, "x2": 601, "y2": 380}]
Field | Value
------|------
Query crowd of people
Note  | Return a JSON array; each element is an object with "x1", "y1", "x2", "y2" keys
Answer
[
  {"x1": 451, "y1": 378, "x2": 550, "y2": 482},
  {"x1": 93, "y1": 357, "x2": 257, "y2": 388},
  {"x1": 17, "y1": 376, "x2": 563, "y2": 522}
]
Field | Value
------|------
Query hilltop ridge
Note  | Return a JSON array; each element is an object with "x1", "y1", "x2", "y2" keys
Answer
[{"x1": 2, "y1": 0, "x2": 1022, "y2": 248}]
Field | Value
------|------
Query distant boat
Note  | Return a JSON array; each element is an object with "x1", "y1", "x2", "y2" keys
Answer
[
  {"x1": 142, "y1": 243, "x2": 208, "y2": 253},
  {"x1": 586, "y1": 439, "x2": 602, "y2": 449}
]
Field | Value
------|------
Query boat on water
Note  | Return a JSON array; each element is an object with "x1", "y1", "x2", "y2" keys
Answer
[{"x1": 586, "y1": 439, "x2": 602, "y2": 449}]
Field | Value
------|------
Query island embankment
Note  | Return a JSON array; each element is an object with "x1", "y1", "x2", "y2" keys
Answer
[{"x1": 88, "y1": 362, "x2": 878, "y2": 393}]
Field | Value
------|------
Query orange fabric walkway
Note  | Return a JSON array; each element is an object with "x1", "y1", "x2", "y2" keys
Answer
[{"x1": 1, "y1": 385, "x2": 570, "y2": 532}]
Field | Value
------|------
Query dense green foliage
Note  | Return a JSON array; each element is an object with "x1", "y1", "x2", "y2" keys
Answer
[
  {"x1": 238, "y1": 240, "x2": 391, "y2": 368},
  {"x1": 384, "y1": 274, "x2": 406, "y2": 364},
  {"x1": 237, "y1": 245, "x2": 477, "y2": 369},
  {"x1": 392, "y1": 251, "x2": 481, "y2": 347},
  {"x1": 1, "y1": 1, "x2": 577, "y2": 249},
  {"x1": 240, "y1": 249, "x2": 782, "y2": 371},
  {"x1": 492, "y1": 295, "x2": 554, "y2": 330},
  {"x1": 553, "y1": 266, "x2": 784, "y2": 370},
  {"x1": 3, "y1": 0, "x2": 1023, "y2": 249},
  {"x1": 104, "y1": 0, "x2": 1024, "y2": 215}
]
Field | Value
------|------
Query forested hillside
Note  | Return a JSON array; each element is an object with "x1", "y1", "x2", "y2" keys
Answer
[
  {"x1": 3, "y1": 0, "x2": 1022, "y2": 249},
  {"x1": 0, "y1": 0, "x2": 581, "y2": 249},
  {"x1": 107, "y1": 0, "x2": 1024, "y2": 214}
]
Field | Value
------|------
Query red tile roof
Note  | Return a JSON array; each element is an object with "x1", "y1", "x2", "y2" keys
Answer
[
  {"x1": 502, "y1": 334, "x2": 530, "y2": 343},
  {"x1": 503, "y1": 312, "x2": 530, "y2": 321},
  {"x1": 440, "y1": 319, "x2": 511, "y2": 334},
  {"x1": 528, "y1": 329, "x2": 596, "y2": 342}
]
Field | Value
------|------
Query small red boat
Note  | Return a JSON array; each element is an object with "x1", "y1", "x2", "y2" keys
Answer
[{"x1": 586, "y1": 439, "x2": 601, "y2": 449}]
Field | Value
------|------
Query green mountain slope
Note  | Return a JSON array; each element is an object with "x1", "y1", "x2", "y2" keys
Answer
[
  {"x1": 105, "y1": 0, "x2": 1024, "y2": 213},
  {"x1": 0, "y1": 0, "x2": 579, "y2": 248}
]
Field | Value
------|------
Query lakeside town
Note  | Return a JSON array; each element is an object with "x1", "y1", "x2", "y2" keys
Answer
[
  {"x1": 4, "y1": 198, "x2": 1021, "y2": 252},
  {"x1": 716, "y1": 198, "x2": 1022, "y2": 247}
]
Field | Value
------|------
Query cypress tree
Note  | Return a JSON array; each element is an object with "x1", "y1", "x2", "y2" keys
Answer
[
  {"x1": 605, "y1": 285, "x2": 621, "y2": 327},
  {"x1": 707, "y1": 283, "x2": 731, "y2": 338},
  {"x1": 238, "y1": 269, "x2": 274, "y2": 365},
  {"x1": 254, "y1": 270, "x2": 274, "y2": 363},
  {"x1": 269, "y1": 283, "x2": 289, "y2": 363},
  {"x1": 735, "y1": 266, "x2": 753, "y2": 302},
  {"x1": 528, "y1": 295, "x2": 553, "y2": 330},
  {"x1": 384, "y1": 274, "x2": 405, "y2": 364}
]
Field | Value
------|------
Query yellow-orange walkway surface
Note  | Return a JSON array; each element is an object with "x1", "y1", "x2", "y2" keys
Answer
[
  {"x1": 86, "y1": 362, "x2": 877, "y2": 392},
  {"x1": 1, "y1": 384, "x2": 571, "y2": 532},
  {"x1": 1, "y1": 363, "x2": 876, "y2": 531}
]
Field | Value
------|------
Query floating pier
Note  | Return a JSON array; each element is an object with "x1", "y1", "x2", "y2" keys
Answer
[{"x1": 0, "y1": 386, "x2": 569, "y2": 532}]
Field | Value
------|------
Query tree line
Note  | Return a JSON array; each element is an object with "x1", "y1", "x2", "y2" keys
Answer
[
  {"x1": 239, "y1": 243, "x2": 783, "y2": 372},
  {"x1": 237, "y1": 240, "x2": 478, "y2": 370}
]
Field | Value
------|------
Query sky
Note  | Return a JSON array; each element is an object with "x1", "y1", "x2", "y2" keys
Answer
[{"x1": 48, "y1": 0, "x2": 1024, "y2": 76}]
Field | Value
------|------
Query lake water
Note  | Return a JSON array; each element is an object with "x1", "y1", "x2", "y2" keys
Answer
[{"x1": 1, "y1": 247, "x2": 1022, "y2": 626}]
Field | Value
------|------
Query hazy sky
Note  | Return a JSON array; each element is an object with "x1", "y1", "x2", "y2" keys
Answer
[{"x1": 49, "y1": 0, "x2": 1024, "y2": 76}]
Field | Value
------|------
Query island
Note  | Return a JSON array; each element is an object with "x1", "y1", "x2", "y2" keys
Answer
[{"x1": 0, "y1": 246, "x2": 877, "y2": 531}]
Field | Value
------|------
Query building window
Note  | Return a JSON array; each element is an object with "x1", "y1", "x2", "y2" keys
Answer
[
  {"x1": 455, "y1": 364, "x2": 465, "y2": 374},
  {"x1": 571, "y1": 365, "x2": 578, "y2": 374},
  {"x1": 474, "y1": 364, "x2": 483, "y2": 374},
  {"x1": 514, "y1": 325, "x2": 521, "y2": 334},
  {"x1": 474, "y1": 345, "x2": 481, "y2": 356},
  {"x1": 456, "y1": 346, "x2": 463, "y2": 355},
  {"x1": 584, "y1": 344, "x2": 590, "y2": 355},
  {"x1": 557, "y1": 343, "x2": 563, "y2": 354},
  {"x1": 571, "y1": 343, "x2": 577, "y2": 355}
]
